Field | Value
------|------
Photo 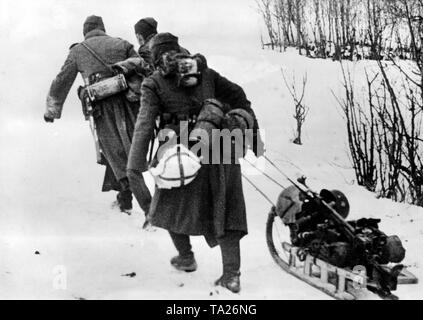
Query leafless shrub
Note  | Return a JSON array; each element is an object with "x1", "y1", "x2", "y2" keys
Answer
[
  {"x1": 334, "y1": 65, "x2": 378, "y2": 191},
  {"x1": 281, "y1": 69, "x2": 309, "y2": 145},
  {"x1": 257, "y1": 0, "x2": 422, "y2": 61},
  {"x1": 336, "y1": 52, "x2": 423, "y2": 205}
]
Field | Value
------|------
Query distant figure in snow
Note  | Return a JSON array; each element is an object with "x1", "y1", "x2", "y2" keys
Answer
[{"x1": 44, "y1": 15, "x2": 149, "y2": 214}]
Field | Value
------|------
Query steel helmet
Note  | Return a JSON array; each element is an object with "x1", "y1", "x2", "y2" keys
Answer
[
  {"x1": 149, "y1": 144, "x2": 201, "y2": 189},
  {"x1": 320, "y1": 189, "x2": 350, "y2": 219}
]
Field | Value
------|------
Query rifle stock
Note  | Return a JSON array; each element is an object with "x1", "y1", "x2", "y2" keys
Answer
[
  {"x1": 84, "y1": 95, "x2": 103, "y2": 165},
  {"x1": 80, "y1": 78, "x2": 104, "y2": 165},
  {"x1": 88, "y1": 114, "x2": 102, "y2": 164}
]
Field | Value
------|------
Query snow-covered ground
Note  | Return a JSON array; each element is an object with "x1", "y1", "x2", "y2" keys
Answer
[{"x1": 1, "y1": 0, "x2": 423, "y2": 300}]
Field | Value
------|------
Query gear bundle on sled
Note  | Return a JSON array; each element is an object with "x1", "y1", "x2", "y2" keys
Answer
[
  {"x1": 264, "y1": 175, "x2": 418, "y2": 300},
  {"x1": 242, "y1": 156, "x2": 418, "y2": 300}
]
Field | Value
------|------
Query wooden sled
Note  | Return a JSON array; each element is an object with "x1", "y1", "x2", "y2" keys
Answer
[{"x1": 266, "y1": 208, "x2": 418, "y2": 300}]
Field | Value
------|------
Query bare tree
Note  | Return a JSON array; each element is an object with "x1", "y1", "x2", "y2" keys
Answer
[
  {"x1": 257, "y1": 0, "x2": 279, "y2": 50},
  {"x1": 281, "y1": 69, "x2": 309, "y2": 145},
  {"x1": 257, "y1": 0, "x2": 419, "y2": 61}
]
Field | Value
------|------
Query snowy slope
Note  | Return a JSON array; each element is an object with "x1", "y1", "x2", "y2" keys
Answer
[
  {"x1": 1, "y1": 47, "x2": 422, "y2": 300},
  {"x1": 1, "y1": 0, "x2": 423, "y2": 299},
  {"x1": 0, "y1": 110, "x2": 329, "y2": 300}
]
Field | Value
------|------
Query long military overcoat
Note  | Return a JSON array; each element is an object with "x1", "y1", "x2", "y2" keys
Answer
[
  {"x1": 45, "y1": 29, "x2": 143, "y2": 190},
  {"x1": 128, "y1": 67, "x2": 258, "y2": 245}
]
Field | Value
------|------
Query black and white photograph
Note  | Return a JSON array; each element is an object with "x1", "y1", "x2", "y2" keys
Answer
[{"x1": 1, "y1": 0, "x2": 423, "y2": 303}]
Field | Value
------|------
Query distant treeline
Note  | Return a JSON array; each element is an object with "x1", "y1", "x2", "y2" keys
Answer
[{"x1": 257, "y1": 0, "x2": 423, "y2": 61}]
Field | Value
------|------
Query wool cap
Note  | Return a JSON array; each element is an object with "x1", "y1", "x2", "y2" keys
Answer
[
  {"x1": 83, "y1": 15, "x2": 105, "y2": 36},
  {"x1": 134, "y1": 17, "x2": 158, "y2": 40},
  {"x1": 150, "y1": 32, "x2": 180, "y2": 63}
]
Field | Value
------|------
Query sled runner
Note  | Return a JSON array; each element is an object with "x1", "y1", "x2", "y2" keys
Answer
[{"x1": 266, "y1": 208, "x2": 418, "y2": 300}]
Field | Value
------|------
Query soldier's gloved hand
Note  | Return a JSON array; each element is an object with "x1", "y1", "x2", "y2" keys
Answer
[{"x1": 44, "y1": 114, "x2": 54, "y2": 123}]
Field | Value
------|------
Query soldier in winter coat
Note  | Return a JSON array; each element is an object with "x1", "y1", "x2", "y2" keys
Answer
[
  {"x1": 129, "y1": 19, "x2": 191, "y2": 226},
  {"x1": 133, "y1": 17, "x2": 189, "y2": 72},
  {"x1": 44, "y1": 15, "x2": 149, "y2": 214},
  {"x1": 134, "y1": 17, "x2": 158, "y2": 69},
  {"x1": 127, "y1": 33, "x2": 263, "y2": 293}
]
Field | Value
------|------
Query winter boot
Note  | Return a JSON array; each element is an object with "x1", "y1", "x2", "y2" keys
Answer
[
  {"x1": 216, "y1": 231, "x2": 242, "y2": 293},
  {"x1": 116, "y1": 190, "x2": 133, "y2": 212},
  {"x1": 214, "y1": 272, "x2": 241, "y2": 294},
  {"x1": 142, "y1": 219, "x2": 152, "y2": 230},
  {"x1": 170, "y1": 254, "x2": 198, "y2": 272},
  {"x1": 169, "y1": 232, "x2": 197, "y2": 272},
  {"x1": 142, "y1": 215, "x2": 156, "y2": 231},
  {"x1": 117, "y1": 178, "x2": 133, "y2": 213}
]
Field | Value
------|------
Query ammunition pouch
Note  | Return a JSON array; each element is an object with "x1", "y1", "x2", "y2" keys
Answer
[
  {"x1": 77, "y1": 86, "x2": 97, "y2": 120},
  {"x1": 77, "y1": 86, "x2": 89, "y2": 119}
]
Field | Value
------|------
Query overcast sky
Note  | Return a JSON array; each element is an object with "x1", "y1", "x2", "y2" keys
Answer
[
  {"x1": 0, "y1": 0, "x2": 265, "y2": 119},
  {"x1": 1, "y1": 0, "x2": 262, "y2": 55}
]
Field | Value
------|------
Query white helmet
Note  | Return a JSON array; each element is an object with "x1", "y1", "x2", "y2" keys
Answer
[{"x1": 149, "y1": 144, "x2": 201, "y2": 189}]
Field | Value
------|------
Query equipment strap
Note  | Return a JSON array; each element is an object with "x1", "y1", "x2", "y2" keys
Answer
[
  {"x1": 264, "y1": 155, "x2": 295, "y2": 184},
  {"x1": 243, "y1": 157, "x2": 287, "y2": 189},
  {"x1": 242, "y1": 174, "x2": 275, "y2": 206},
  {"x1": 80, "y1": 42, "x2": 114, "y2": 73},
  {"x1": 148, "y1": 132, "x2": 156, "y2": 165},
  {"x1": 240, "y1": 155, "x2": 302, "y2": 208},
  {"x1": 177, "y1": 145, "x2": 186, "y2": 187}
]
